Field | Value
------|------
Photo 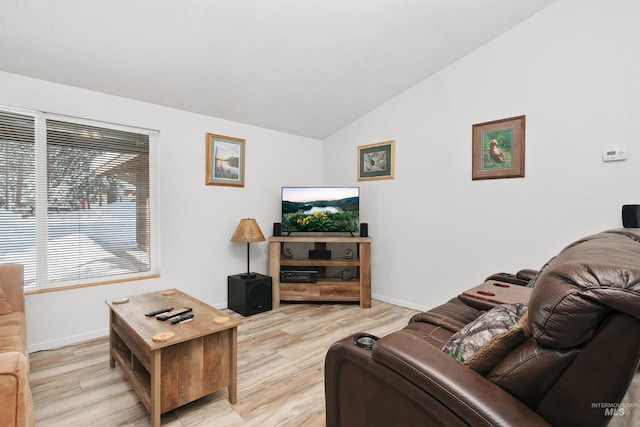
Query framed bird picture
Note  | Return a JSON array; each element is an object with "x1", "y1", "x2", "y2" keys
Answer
[
  {"x1": 472, "y1": 115, "x2": 525, "y2": 180},
  {"x1": 358, "y1": 140, "x2": 395, "y2": 181}
]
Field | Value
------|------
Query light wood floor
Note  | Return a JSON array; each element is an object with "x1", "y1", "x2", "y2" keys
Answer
[{"x1": 29, "y1": 300, "x2": 419, "y2": 426}]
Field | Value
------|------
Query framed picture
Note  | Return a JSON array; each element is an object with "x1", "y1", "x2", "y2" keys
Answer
[
  {"x1": 472, "y1": 115, "x2": 525, "y2": 180},
  {"x1": 206, "y1": 133, "x2": 245, "y2": 187},
  {"x1": 358, "y1": 140, "x2": 395, "y2": 181}
]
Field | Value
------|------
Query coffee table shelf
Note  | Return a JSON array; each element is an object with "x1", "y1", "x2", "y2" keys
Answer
[{"x1": 111, "y1": 331, "x2": 153, "y2": 408}]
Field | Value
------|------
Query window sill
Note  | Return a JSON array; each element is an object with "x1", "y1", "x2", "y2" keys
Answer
[{"x1": 25, "y1": 274, "x2": 160, "y2": 295}]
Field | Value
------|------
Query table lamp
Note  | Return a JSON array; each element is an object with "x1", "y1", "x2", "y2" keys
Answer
[{"x1": 231, "y1": 218, "x2": 265, "y2": 277}]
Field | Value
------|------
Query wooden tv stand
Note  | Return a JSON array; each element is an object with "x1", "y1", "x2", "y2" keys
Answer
[{"x1": 268, "y1": 235, "x2": 371, "y2": 308}]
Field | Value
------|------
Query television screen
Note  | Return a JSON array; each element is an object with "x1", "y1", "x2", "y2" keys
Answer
[{"x1": 282, "y1": 187, "x2": 359, "y2": 233}]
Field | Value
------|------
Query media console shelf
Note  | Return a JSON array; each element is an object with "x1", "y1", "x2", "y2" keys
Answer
[{"x1": 268, "y1": 235, "x2": 371, "y2": 308}]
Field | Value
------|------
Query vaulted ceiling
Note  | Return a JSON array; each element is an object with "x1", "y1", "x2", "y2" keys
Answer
[{"x1": 0, "y1": 0, "x2": 557, "y2": 139}]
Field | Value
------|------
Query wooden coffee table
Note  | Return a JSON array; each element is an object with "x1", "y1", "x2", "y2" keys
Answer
[{"x1": 106, "y1": 289, "x2": 242, "y2": 426}]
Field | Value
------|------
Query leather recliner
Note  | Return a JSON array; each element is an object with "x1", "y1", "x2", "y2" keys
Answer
[{"x1": 325, "y1": 229, "x2": 640, "y2": 426}]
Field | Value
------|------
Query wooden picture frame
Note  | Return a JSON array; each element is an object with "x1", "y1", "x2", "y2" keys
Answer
[
  {"x1": 358, "y1": 140, "x2": 395, "y2": 181},
  {"x1": 472, "y1": 115, "x2": 525, "y2": 180},
  {"x1": 206, "y1": 133, "x2": 245, "y2": 187}
]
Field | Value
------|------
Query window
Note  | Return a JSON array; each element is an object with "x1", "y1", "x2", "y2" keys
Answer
[{"x1": 0, "y1": 107, "x2": 158, "y2": 289}]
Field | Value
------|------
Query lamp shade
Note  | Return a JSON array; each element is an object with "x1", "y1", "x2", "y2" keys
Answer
[{"x1": 231, "y1": 218, "x2": 265, "y2": 243}]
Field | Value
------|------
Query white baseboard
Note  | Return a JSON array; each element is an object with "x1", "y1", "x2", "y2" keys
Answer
[
  {"x1": 372, "y1": 293, "x2": 430, "y2": 313},
  {"x1": 28, "y1": 328, "x2": 109, "y2": 353}
]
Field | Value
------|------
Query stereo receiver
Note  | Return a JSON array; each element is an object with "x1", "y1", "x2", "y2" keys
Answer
[{"x1": 280, "y1": 269, "x2": 318, "y2": 283}]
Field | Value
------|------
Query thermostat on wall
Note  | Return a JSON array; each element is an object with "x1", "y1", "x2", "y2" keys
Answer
[{"x1": 603, "y1": 147, "x2": 628, "y2": 162}]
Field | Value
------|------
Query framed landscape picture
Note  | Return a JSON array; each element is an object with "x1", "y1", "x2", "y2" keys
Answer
[
  {"x1": 472, "y1": 115, "x2": 525, "y2": 180},
  {"x1": 206, "y1": 133, "x2": 245, "y2": 187},
  {"x1": 358, "y1": 140, "x2": 395, "y2": 181}
]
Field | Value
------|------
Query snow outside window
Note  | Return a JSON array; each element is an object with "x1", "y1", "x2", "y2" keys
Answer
[{"x1": 0, "y1": 108, "x2": 158, "y2": 289}]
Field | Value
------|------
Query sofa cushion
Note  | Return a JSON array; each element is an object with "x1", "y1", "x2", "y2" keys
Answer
[
  {"x1": 402, "y1": 321, "x2": 458, "y2": 349},
  {"x1": 0, "y1": 264, "x2": 24, "y2": 313},
  {"x1": 486, "y1": 338, "x2": 579, "y2": 408},
  {"x1": 0, "y1": 335, "x2": 26, "y2": 355},
  {"x1": 405, "y1": 298, "x2": 482, "y2": 348},
  {"x1": 409, "y1": 298, "x2": 481, "y2": 332},
  {"x1": 0, "y1": 311, "x2": 27, "y2": 356},
  {"x1": 0, "y1": 312, "x2": 26, "y2": 340},
  {"x1": 528, "y1": 229, "x2": 640, "y2": 349},
  {"x1": 465, "y1": 311, "x2": 530, "y2": 375},
  {"x1": 0, "y1": 285, "x2": 13, "y2": 315},
  {"x1": 441, "y1": 303, "x2": 528, "y2": 372}
]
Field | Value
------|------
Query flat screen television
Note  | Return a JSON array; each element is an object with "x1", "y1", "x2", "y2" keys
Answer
[{"x1": 281, "y1": 187, "x2": 359, "y2": 234}]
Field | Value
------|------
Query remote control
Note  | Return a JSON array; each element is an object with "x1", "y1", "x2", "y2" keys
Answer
[
  {"x1": 156, "y1": 307, "x2": 193, "y2": 321},
  {"x1": 170, "y1": 313, "x2": 194, "y2": 324},
  {"x1": 145, "y1": 307, "x2": 174, "y2": 317}
]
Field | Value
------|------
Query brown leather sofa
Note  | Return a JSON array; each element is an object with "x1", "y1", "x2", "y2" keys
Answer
[
  {"x1": 0, "y1": 264, "x2": 33, "y2": 427},
  {"x1": 325, "y1": 229, "x2": 640, "y2": 427}
]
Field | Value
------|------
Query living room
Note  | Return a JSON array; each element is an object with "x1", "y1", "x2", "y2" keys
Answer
[{"x1": 0, "y1": 0, "x2": 638, "y2": 425}]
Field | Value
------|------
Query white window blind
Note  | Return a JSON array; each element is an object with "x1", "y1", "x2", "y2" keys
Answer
[
  {"x1": 0, "y1": 111, "x2": 37, "y2": 283},
  {"x1": 0, "y1": 108, "x2": 158, "y2": 288}
]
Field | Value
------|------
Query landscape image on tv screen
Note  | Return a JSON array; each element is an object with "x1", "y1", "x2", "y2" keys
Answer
[{"x1": 282, "y1": 187, "x2": 359, "y2": 233}]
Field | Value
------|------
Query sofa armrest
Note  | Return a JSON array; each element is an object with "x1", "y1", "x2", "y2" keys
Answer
[
  {"x1": 0, "y1": 351, "x2": 33, "y2": 427},
  {"x1": 372, "y1": 331, "x2": 550, "y2": 426},
  {"x1": 326, "y1": 331, "x2": 551, "y2": 426}
]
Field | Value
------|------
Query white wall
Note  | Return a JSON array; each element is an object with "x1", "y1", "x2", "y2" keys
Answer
[
  {"x1": 0, "y1": 72, "x2": 323, "y2": 351},
  {"x1": 3, "y1": 0, "x2": 639, "y2": 351},
  {"x1": 323, "y1": 0, "x2": 640, "y2": 311}
]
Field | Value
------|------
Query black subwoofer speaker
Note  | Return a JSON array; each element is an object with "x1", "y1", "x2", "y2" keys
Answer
[
  {"x1": 228, "y1": 273, "x2": 272, "y2": 316},
  {"x1": 622, "y1": 205, "x2": 640, "y2": 228}
]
